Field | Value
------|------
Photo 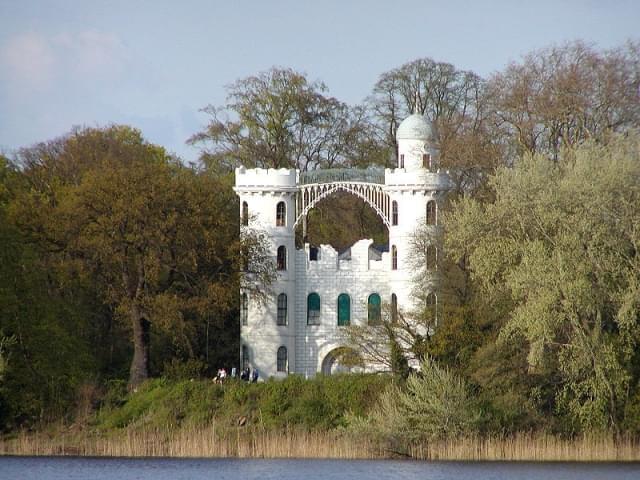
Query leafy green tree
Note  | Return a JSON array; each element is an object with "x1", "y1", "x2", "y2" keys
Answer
[
  {"x1": 13, "y1": 126, "x2": 274, "y2": 388},
  {"x1": 445, "y1": 134, "x2": 640, "y2": 432},
  {"x1": 189, "y1": 67, "x2": 375, "y2": 173},
  {"x1": 0, "y1": 155, "x2": 101, "y2": 427}
]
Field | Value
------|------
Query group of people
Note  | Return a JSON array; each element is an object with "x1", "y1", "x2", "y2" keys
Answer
[
  {"x1": 213, "y1": 366, "x2": 259, "y2": 384},
  {"x1": 240, "y1": 366, "x2": 259, "y2": 383}
]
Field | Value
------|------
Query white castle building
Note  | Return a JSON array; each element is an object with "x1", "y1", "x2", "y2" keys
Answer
[{"x1": 233, "y1": 113, "x2": 452, "y2": 378}]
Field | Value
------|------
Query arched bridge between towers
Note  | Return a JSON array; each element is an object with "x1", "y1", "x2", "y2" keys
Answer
[{"x1": 294, "y1": 168, "x2": 391, "y2": 229}]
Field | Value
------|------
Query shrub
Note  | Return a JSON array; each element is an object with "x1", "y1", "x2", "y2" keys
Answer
[{"x1": 367, "y1": 357, "x2": 480, "y2": 442}]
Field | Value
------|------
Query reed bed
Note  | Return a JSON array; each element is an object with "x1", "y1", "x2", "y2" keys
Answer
[
  {"x1": 0, "y1": 426, "x2": 385, "y2": 459},
  {"x1": 1, "y1": 427, "x2": 638, "y2": 461},
  {"x1": 409, "y1": 433, "x2": 640, "y2": 461}
]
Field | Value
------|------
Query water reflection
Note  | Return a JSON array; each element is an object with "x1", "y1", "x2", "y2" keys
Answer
[{"x1": 0, "y1": 457, "x2": 639, "y2": 480}]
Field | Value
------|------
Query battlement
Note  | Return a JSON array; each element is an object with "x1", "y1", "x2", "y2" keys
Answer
[
  {"x1": 235, "y1": 166, "x2": 299, "y2": 189},
  {"x1": 297, "y1": 239, "x2": 387, "y2": 272}
]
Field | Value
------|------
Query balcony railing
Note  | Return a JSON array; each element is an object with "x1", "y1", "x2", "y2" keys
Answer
[{"x1": 299, "y1": 167, "x2": 385, "y2": 185}]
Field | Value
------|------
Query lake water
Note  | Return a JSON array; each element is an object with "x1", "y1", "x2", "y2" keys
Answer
[{"x1": 1, "y1": 457, "x2": 639, "y2": 480}]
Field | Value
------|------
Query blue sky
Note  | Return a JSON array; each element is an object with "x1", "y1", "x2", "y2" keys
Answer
[{"x1": 1, "y1": 0, "x2": 638, "y2": 163}]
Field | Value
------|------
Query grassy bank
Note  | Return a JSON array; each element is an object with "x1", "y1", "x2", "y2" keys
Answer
[
  {"x1": 2, "y1": 428, "x2": 639, "y2": 461},
  {"x1": 2, "y1": 375, "x2": 639, "y2": 461},
  {"x1": 91, "y1": 374, "x2": 389, "y2": 432}
]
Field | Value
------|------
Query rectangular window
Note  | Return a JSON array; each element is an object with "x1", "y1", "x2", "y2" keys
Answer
[
  {"x1": 276, "y1": 201, "x2": 286, "y2": 226},
  {"x1": 307, "y1": 293, "x2": 321, "y2": 325},
  {"x1": 242, "y1": 345, "x2": 249, "y2": 370},
  {"x1": 277, "y1": 294, "x2": 287, "y2": 325},
  {"x1": 307, "y1": 309, "x2": 320, "y2": 325},
  {"x1": 277, "y1": 246, "x2": 287, "y2": 271},
  {"x1": 368, "y1": 293, "x2": 382, "y2": 326},
  {"x1": 241, "y1": 202, "x2": 249, "y2": 226},
  {"x1": 426, "y1": 245, "x2": 437, "y2": 270},
  {"x1": 426, "y1": 201, "x2": 437, "y2": 225},
  {"x1": 277, "y1": 346, "x2": 287, "y2": 372},
  {"x1": 241, "y1": 293, "x2": 248, "y2": 326},
  {"x1": 337, "y1": 294, "x2": 350, "y2": 326}
]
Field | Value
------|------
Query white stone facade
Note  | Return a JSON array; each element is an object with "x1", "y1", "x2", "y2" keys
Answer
[{"x1": 234, "y1": 114, "x2": 452, "y2": 379}]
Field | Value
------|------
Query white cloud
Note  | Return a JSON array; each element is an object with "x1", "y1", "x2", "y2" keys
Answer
[
  {"x1": 1, "y1": 32, "x2": 56, "y2": 90},
  {"x1": 1, "y1": 30, "x2": 130, "y2": 94},
  {"x1": 53, "y1": 30, "x2": 130, "y2": 78}
]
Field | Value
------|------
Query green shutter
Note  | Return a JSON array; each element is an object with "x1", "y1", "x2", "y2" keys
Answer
[
  {"x1": 307, "y1": 293, "x2": 321, "y2": 324},
  {"x1": 368, "y1": 293, "x2": 381, "y2": 325},
  {"x1": 337, "y1": 294, "x2": 350, "y2": 326}
]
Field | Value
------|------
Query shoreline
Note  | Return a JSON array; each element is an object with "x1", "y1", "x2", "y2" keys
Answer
[{"x1": 2, "y1": 428, "x2": 638, "y2": 462}]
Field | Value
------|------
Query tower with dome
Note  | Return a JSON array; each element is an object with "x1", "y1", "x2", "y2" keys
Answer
[{"x1": 233, "y1": 112, "x2": 452, "y2": 378}]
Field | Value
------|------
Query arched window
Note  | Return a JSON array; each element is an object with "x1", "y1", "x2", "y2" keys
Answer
[
  {"x1": 241, "y1": 344, "x2": 249, "y2": 370},
  {"x1": 392, "y1": 245, "x2": 398, "y2": 270},
  {"x1": 399, "y1": 154, "x2": 405, "y2": 168},
  {"x1": 240, "y1": 293, "x2": 248, "y2": 326},
  {"x1": 426, "y1": 200, "x2": 437, "y2": 225},
  {"x1": 240, "y1": 245, "x2": 249, "y2": 272},
  {"x1": 307, "y1": 292, "x2": 321, "y2": 325},
  {"x1": 391, "y1": 293, "x2": 398, "y2": 324},
  {"x1": 276, "y1": 201, "x2": 286, "y2": 226},
  {"x1": 392, "y1": 201, "x2": 398, "y2": 226},
  {"x1": 277, "y1": 245, "x2": 287, "y2": 271},
  {"x1": 426, "y1": 292, "x2": 437, "y2": 320},
  {"x1": 368, "y1": 293, "x2": 381, "y2": 325},
  {"x1": 426, "y1": 245, "x2": 437, "y2": 270},
  {"x1": 337, "y1": 293, "x2": 350, "y2": 326},
  {"x1": 277, "y1": 293, "x2": 287, "y2": 325},
  {"x1": 277, "y1": 346, "x2": 288, "y2": 372},
  {"x1": 422, "y1": 153, "x2": 431, "y2": 169},
  {"x1": 241, "y1": 201, "x2": 249, "y2": 226}
]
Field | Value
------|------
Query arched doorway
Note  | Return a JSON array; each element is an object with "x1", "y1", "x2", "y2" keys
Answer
[{"x1": 321, "y1": 347, "x2": 363, "y2": 375}]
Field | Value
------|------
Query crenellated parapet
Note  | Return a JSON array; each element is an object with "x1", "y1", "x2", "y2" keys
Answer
[
  {"x1": 234, "y1": 167, "x2": 299, "y2": 192},
  {"x1": 297, "y1": 239, "x2": 387, "y2": 273}
]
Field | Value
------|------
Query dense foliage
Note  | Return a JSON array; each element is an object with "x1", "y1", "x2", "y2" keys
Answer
[
  {"x1": 445, "y1": 135, "x2": 640, "y2": 434},
  {"x1": 349, "y1": 135, "x2": 640, "y2": 449},
  {"x1": 0, "y1": 128, "x2": 273, "y2": 427},
  {"x1": 1, "y1": 40, "x2": 638, "y2": 440}
]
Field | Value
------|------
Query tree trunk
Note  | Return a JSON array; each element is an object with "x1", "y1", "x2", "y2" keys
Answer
[{"x1": 129, "y1": 306, "x2": 150, "y2": 389}]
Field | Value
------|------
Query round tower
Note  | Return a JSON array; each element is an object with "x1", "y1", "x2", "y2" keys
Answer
[
  {"x1": 384, "y1": 113, "x2": 450, "y2": 322},
  {"x1": 233, "y1": 167, "x2": 298, "y2": 379}
]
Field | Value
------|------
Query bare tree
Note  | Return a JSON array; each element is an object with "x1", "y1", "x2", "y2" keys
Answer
[
  {"x1": 487, "y1": 40, "x2": 640, "y2": 161},
  {"x1": 367, "y1": 58, "x2": 501, "y2": 196}
]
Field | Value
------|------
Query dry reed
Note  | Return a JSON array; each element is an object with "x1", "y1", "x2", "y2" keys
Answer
[
  {"x1": 0, "y1": 426, "x2": 384, "y2": 459},
  {"x1": 1, "y1": 427, "x2": 638, "y2": 461},
  {"x1": 409, "y1": 433, "x2": 640, "y2": 461}
]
